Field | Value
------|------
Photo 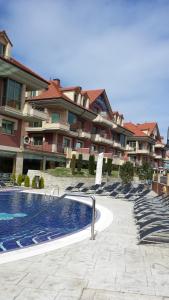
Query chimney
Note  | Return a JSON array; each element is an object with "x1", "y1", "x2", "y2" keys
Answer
[{"x1": 53, "y1": 78, "x2": 60, "y2": 87}]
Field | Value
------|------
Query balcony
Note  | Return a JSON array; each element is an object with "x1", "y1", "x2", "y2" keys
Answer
[
  {"x1": 77, "y1": 129, "x2": 91, "y2": 139},
  {"x1": 136, "y1": 148, "x2": 150, "y2": 154},
  {"x1": 113, "y1": 141, "x2": 122, "y2": 148},
  {"x1": 91, "y1": 134, "x2": 114, "y2": 145},
  {"x1": 23, "y1": 103, "x2": 47, "y2": 121},
  {"x1": 155, "y1": 143, "x2": 165, "y2": 149},
  {"x1": 24, "y1": 143, "x2": 52, "y2": 153},
  {"x1": 113, "y1": 156, "x2": 125, "y2": 165},
  {"x1": 93, "y1": 115, "x2": 117, "y2": 129},
  {"x1": 43, "y1": 122, "x2": 70, "y2": 132},
  {"x1": 126, "y1": 145, "x2": 135, "y2": 151},
  {"x1": 155, "y1": 154, "x2": 163, "y2": 159}
]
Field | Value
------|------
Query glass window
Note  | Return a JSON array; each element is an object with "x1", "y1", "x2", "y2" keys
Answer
[
  {"x1": 63, "y1": 138, "x2": 71, "y2": 148},
  {"x1": 2, "y1": 119, "x2": 15, "y2": 134},
  {"x1": 33, "y1": 136, "x2": 43, "y2": 145},
  {"x1": 120, "y1": 134, "x2": 126, "y2": 147},
  {"x1": 29, "y1": 121, "x2": 42, "y2": 127},
  {"x1": 51, "y1": 112, "x2": 60, "y2": 123},
  {"x1": 0, "y1": 43, "x2": 5, "y2": 56},
  {"x1": 4, "y1": 79, "x2": 22, "y2": 110},
  {"x1": 76, "y1": 141, "x2": 83, "y2": 149},
  {"x1": 68, "y1": 112, "x2": 77, "y2": 125}
]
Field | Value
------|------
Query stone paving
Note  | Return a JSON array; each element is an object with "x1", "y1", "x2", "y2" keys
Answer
[{"x1": 1, "y1": 195, "x2": 169, "y2": 299}]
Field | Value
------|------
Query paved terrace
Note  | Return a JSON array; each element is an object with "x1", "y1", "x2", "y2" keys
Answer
[{"x1": 1, "y1": 194, "x2": 169, "y2": 300}]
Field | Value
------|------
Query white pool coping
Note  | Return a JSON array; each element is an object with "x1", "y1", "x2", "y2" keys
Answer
[{"x1": 0, "y1": 192, "x2": 113, "y2": 265}]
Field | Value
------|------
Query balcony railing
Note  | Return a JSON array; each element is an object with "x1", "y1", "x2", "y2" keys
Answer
[{"x1": 23, "y1": 103, "x2": 47, "y2": 120}]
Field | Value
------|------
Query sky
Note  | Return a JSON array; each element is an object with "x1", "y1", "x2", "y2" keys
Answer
[{"x1": 0, "y1": 0, "x2": 169, "y2": 139}]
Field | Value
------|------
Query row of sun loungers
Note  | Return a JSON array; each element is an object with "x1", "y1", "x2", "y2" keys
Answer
[
  {"x1": 133, "y1": 193, "x2": 169, "y2": 244},
  {"x1": 65, "y1": 181, "x2": 150, "y2": 200}
]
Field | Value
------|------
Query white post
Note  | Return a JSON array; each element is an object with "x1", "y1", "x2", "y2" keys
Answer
[{"x1": 95, "y1": 152, "x2": 104, "y2": 185}]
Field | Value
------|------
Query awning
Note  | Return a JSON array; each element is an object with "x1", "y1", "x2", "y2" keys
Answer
[{"x1": 0, "y1": 150, "x2": 16, "y2": 158}]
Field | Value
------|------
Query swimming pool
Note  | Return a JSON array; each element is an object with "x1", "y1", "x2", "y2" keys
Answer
[{"x1": 0, "y1": 191, "x2": 93, "y2": 252}]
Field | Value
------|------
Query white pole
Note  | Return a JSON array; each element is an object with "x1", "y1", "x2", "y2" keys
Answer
[{"x1": 95, "y1": 153, "x2": 104, "y2": 185}]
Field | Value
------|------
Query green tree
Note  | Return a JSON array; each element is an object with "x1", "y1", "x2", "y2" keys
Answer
[
  {"x1": 39, "y1": 177, "x2": 45, "y2": 188},
  {"x1": 70, "y1": 154, "x2": 76, "y2": 175},
  {"x1": 137, "y1": 162, "x2": 153, "y2": 181},
  {"x1": 77, "y1": 154, "x2": 83, "y2": 173},
  {"x1": 88, "y1": 155, "x2": 95, "y2": 175},
  {"x1": 119, "y1": 161, "x2": 134, "y2": 184},
  {"x1": 17, "y1": 174, "x2": 23, "y2": 186},
  {"x1": 102, "y1": 158, "x2": 107, "y2": 175},
  {"x1": 24, "y1": 175, "x2": 30, "y2": 187},
  {"x1": 32, "y1": 176, "x2": 36, "y2": 188},
  {"x1": 107, "y1": 158, "x2": 113, "y2": 176}
]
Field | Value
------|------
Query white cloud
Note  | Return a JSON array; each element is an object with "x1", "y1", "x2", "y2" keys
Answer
[{"x1": 0, "y1": 0, "x2": 169, "y2": 138}]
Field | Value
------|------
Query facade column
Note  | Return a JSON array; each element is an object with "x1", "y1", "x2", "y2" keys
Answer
[
  {"x1": 42, "y1": 156, "x2": 47, "y2": 171},
  {"x1": 15, "y1": 152, "x2": 24, "y2": 176}
]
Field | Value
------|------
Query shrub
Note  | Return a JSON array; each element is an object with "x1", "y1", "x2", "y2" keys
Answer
[
  {"x1": 119, "y1": 161, "x2": 134, "y2": 184},
  {"x1": 107, "y1": 158, "x2": 112, "y2": 176},
  {"x1": 10, "y1": 173, "x2": 16, "y2": 183},
  {"x1": 39, "y1": 176, "x2": 45, "y2": 189},
  {"x1": 77, "y1": 154, "x2": 83, "y2": 173},
  {"x1": 88, "y1": 155, "x2": 95, "y2": 175},
  {"x1": 24, "y1": 175, "x2": 30, "y2": 187},
  {"x1": 102, "y1": 158, "x2": 107, "y2": 175},
  {"x1": 17, "y1": 174, "x2": 23, "y2": 186},
  {"x1": 137, "y1": 162, "x2": 153, "y2": 181},
  {"x1": 70, "y1": 154, "x2": 76, "y2": 175},
  {"x1": 32, "y1": 176, "x2": 37, "y2": 188}
]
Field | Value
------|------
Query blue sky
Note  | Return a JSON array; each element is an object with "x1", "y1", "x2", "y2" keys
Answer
[{"x1": 0, "y1": 0, "x2": 168, "y2": 139}]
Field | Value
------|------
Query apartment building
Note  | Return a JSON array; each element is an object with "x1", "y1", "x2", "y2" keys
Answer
[
  {"x1": 0, "y1": 31, "x2": 48, "y2": 175},
  {"x1": 24, "y1": 79, "x2": 133, "y2": 172},
  {"x1": 124, "y1": 122, "x2": 166, "y2": 168}
]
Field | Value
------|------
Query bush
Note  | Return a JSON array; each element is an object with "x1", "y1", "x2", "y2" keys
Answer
[
  {"x1": 119, "y1": 161, "x2": 134, "y2": 184},
  {"x1": 10, "y1": 173, "x2": 16, "y2": 183},
  {"x1": 102, "y1": 158, "x2": 107, "y2": 175},
  {"x1": 88, "y1": 155, "x2": 95, "y2": 175},
  {"x1": 24, "y1": 175, "x2": 30, "y2": 187},
  {"x1": 77, "y1": 154, "x2": 83, "y2": 173},
  {"x1": 17, "y1": 174, "x2": 23, "y2": 186},
  {"x1": 39, "y1": 176, "x2": 45, "y2": 189},
  {"x1": 137, "y1": 162, "x2": 153, "y2": 181},
  {"x1": 70, "y1": 154, "x2": 76, "y2": 175},
  {"x1": 107, "y1": 158, "x2": 112, "y2": 176},
  {"x1": 32, "y1": 176, "x2": 36, "y2": 188}
]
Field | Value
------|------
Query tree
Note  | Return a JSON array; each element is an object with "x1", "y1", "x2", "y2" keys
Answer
[
  {"x1": 77, "y1": 154, "x2": 83, "y2": 173},
  {"x1": 88, "y1": 155, "x2": 95, "y2": 175},
  {"x1": 102, "y1": 158, "x2": 107, "y2": 175},
  {"x1": 137, "y1": 162, "x2": 153, "y2": 181},
  {"x1": 107, "y1": 158, "x2": 112, "y2": 176},
  {"x1": 24, "y1": 175, "x2": 30, "y2": 187},
  {"x1": 39, "y1": 177, "x2": 45, "y2": 188},
  {"x1": 70, "y1": 154, "x2": 76, "y2": 175},
  {"x1": 17, "y1": 174, "x2": 23, "y2": 186},
  {"x1": 119, "y1": 161, "x2": 134, "y2": 184}
]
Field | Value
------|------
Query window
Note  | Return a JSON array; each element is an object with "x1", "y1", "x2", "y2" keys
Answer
[
  {"x1": 3, "y1": 79, "x2": 22, "y2": 110},
  {"x1": 33, "y1": 136, "x2": 43, "y2": 145},
  {"x1": 51, "y1": 112, "x2": 60, "y2": 123},
  {"x1": 68, "y1": 112, "x2": 77, "y2": 125},
  {"x1": 76, "y1": 141, "x2": 83, "y2": 149},
  {"x1": 120, "y1": 134, "x2": 126, "y2": 147},
  {"x1": 0, "y1": 43, "x2": 5, "y2": 56},
  {"x1": 2, "y1": 119, "x2": 15, "y2": 134},
  {"x1": 74, "y1": 94, "x2": 78, "y2": 103},
  {"x1": 29, "y1": 121, "x2": 42, "y2": 127},
  {"x1": 63, "y1": 138, "x2": 71, "y2": 148}
]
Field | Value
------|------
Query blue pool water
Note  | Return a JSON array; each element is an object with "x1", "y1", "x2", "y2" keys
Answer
[{"x1": 0, "y1": 191, "x2": 92, "y2": 252}]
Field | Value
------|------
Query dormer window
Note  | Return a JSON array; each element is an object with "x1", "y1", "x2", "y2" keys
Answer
[
  {"x1": 0, "y1": 42, "x2": 5, "y2": 56},
  {"x1": 74, "y1": 93, "x2": 78, "y2": 103}
]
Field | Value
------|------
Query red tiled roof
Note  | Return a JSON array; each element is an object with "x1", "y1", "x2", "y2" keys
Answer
[
  {"x1": 61, "y1": 86, "x2": 81, "y2": 92},
  {"x1": 137, "y1": 122, "x2": 157, "y2": 134},
  {"x1": 31, "y1": 80, "x2": 69, "y2": 100},
  {"x1": 0, "y1": 55, "x2": 49, "y2": 84},
  {"x1": 83, "y1": 89, "x2": 105, "y2": 102},
  {"x1": 124, "y1": 122, "x2": 147, "y2": 137}
]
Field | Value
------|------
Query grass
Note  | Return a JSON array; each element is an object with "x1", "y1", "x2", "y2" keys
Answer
[{"x1": 47, "y1": 167, "x2": 119, "y2": 178}]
